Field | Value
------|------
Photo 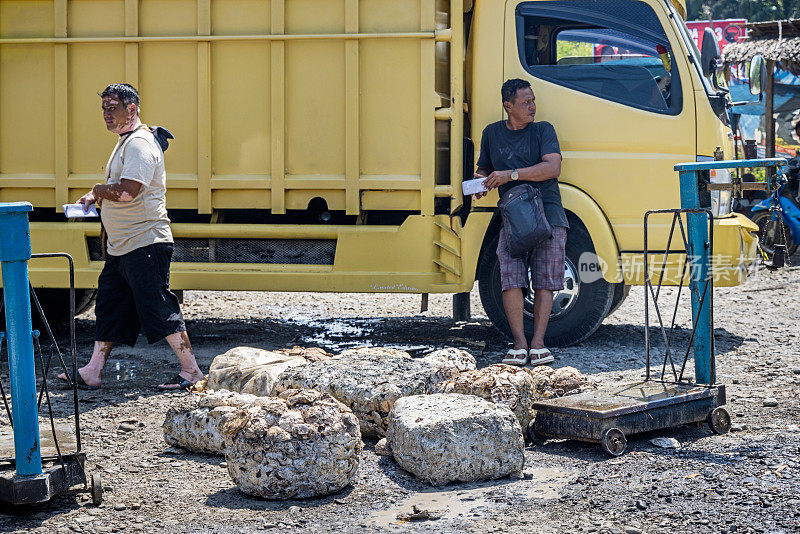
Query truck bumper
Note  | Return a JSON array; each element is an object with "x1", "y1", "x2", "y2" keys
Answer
[{"x1": 18, "y1": 216, "x2": 488, "y2": 293}]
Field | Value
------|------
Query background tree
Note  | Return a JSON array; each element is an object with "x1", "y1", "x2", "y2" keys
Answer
[{"x1": 686, "y1": 0, "x2": 800, "y2": 21}]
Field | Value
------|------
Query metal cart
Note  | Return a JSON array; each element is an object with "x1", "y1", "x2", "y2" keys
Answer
[
  {"x1": 0, "y1": 202, "x2": 100, "y2": 508},
  {"x1": 529, "y1": 158, "x2": 787, "y2": 456}
]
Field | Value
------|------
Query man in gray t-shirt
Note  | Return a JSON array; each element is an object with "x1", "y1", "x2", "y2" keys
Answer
[
  {"x1": 59, "y1": 83, "x2": 204, "y2": 392},
  {"x1": 474, "y1": 79, "x2": 566, "y2": 367}
]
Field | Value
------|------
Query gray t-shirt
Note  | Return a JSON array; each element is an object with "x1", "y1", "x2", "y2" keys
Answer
[
  {"x1": 101, "y1": 125, "x2": 173, "y2": 256},
  {"x1": 476, "y1": 120, "x2": 569, "y2": 228}
]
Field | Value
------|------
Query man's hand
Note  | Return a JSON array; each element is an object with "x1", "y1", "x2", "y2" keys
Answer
[
  {"x1": 78, "y1": 189, "x2": 98, "y2": 211},
  {"x1": 483, "y1": 170, "x2": 513, "y2": 191},
  {"x1": 472, "y1": 172, "x2": 490, "y2": 200}
]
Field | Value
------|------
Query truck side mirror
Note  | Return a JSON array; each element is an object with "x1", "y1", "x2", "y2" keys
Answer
[
  {"x1": 749, "y1": 54, "x2": 766, "y2": 97},
  {"x1": 700, "y1": 27, "x2": 720, "y2": 78}
]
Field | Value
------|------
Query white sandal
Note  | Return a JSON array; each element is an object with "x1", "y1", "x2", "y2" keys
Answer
[
  {"x1": 528, "y1": 348, "x2": 554, "y2": 366},
  {"x1": 502, "y1": 348, "x2": 529, "y2": 366}
]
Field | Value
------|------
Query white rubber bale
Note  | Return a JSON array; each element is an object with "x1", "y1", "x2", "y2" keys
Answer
[
  {"x1": 205, "y1": 346, "x2": 311, "y2": 396},
  {"x1": 224, "y1": 388, "x2": 363, "y2": 499},
  {"x1": 163, "y1": 390, "x2": 265, "y2": 454},
  {"x1": 387, "y1": 393, "x2": 524, "y2": 485},
  {"x1": 437, "y1": 363, "x2": 538, "y2": 429},
  {"x1": 273, "y1": 348, "x2": 476, "y2": 438}
]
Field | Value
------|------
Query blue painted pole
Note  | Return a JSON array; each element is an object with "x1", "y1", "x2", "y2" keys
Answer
[
  {"x1": 0, "y1": 202, "x2": 42, "y2": 476},
  {"x1": 677, "y1": 172, "x2": 712, "y2": 384}
]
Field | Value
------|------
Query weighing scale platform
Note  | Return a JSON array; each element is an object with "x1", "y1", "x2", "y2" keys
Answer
[
  {"x1": 0, "y1": 422, "x2": 78, "y2": 458},
  {"x1": 0, "y1": 423, "x2": 88, "y2": 505},
  {"x1": 530, "y1": 381, "x2": 729, "y2": 456}
]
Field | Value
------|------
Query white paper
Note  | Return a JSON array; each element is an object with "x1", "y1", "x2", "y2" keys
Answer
[
  {"x1": 461, "y1": 177, "x2": 488, "y2": 196},
  {"x1": 63, "y1": 203, "x2": 98, "y2": 218}
]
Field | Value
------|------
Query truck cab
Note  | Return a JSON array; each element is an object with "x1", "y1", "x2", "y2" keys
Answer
[{"x1": 467, "y1": 0, "x2": 758, "y2": 345}]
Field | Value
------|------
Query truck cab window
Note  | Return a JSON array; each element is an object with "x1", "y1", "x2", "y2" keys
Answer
[{"x1": 517, "y1": 0, "x2": 682, "y2": 115}]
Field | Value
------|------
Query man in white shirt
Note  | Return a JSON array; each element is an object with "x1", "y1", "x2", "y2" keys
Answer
[{"x1": 59, "y1": 83, "x2": 204, "y2": 391}]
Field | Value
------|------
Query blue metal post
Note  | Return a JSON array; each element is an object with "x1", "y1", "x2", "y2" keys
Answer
[
  {"x1": 677, "y1": 171, "x2": 712, "y2": 384},
  {"x1": 0, "y1": 202, "x2": 42, "y2": 476},
  {"x1": 674, "y1": 158, "x2": 789, "y2": 384}
]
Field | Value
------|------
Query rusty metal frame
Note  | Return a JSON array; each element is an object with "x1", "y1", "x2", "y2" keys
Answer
[{"x1": 643, "y1": 208, "x2": 715, "y2": 387}]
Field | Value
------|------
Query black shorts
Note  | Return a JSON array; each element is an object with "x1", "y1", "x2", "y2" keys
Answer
[{"x1": 95, "y1": 243, "x2": 186, "y2": 346}]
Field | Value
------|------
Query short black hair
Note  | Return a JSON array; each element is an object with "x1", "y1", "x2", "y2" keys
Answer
[
  {"x1": 100, "y1": 83, "x2": 140, "y2": 111},
  {"x1": 501, "y1": 79, "x2": 532, "y2": 103}
]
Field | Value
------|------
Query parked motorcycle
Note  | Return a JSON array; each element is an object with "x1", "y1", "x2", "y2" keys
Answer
[{"x1": 749, "y1": 156, "x2": 800, "y2": 256}]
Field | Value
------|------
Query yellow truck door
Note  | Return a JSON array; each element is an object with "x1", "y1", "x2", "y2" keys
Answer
[
  {"x1": 502, "y1": 0, "x2": 697, "y2": 254},
  {"x1": 469, "y1": 0, "x2": 699, "y2": 346}
]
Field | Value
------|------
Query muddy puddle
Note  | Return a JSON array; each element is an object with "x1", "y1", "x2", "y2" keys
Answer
[
  {"x1": 286, "y1": 314, "x2": 436, "y2": 353},
  {"x1": 105, "y1": 359, "x2": 139, "y2": 382},
  {"x1": 368, "y1": 468, "x2": 567, "y2": 529}
]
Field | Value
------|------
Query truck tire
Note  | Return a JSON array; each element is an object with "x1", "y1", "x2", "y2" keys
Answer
[
  {"x1": 34, "y1": 288, "x2": 98, "y2": 322},
  {"x1": 1, "y1": 288, "x2": 97, "y2": 326},
  {"x1": 478, "y1": 221, "x2": 614, "y2": 347},
  {"x1": 606, "y1": 282, "x2": 630, "y2": 318}
]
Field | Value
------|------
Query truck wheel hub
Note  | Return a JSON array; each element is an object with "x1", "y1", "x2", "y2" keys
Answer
[{"x1": 524, "y1": 258, "x2": 580, "y2": 320}]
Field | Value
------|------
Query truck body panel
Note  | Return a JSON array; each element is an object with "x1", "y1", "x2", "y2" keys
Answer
[{"x1": 0, "y1": 0, "x2": 757, "y2": 304}]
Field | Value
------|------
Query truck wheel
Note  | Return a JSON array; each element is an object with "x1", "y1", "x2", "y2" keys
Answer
[
  {"x1": 478, "y1": 222, "x2": 614, "y2": 347},
  {"x1": 6, "y1": 288, "x2": 97, "y2": 325},
  {"x1": 606, "y1": 283, "x2": 630, "y2": 318}
]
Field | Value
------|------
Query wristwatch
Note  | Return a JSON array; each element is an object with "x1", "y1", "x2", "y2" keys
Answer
[{"x1": 510, "y1": 169, "x2": 519, "y2": 181}]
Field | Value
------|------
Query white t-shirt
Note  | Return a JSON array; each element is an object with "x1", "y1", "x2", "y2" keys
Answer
[{"x1": 100, "y1": 125, "x2": 173, "y2": 256}]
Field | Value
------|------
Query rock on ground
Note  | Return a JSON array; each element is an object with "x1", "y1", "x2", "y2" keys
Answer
[
  {"x1": 386, "y1": 393, "x2": 524, "y2": 485},
  {"x1": 163, "y1": 390, "x2": 265, "y2": 454},
  {"x1": 437, "y1": 363, "x2": 538, "y2": 429},
  {"x1": 273, "y1": 348, "x2": 476, "y2": 438},
  {"x1": 224, "y1": 388, "x2": 363, "y2": 499},
  {"x1": 528, "y1": 366, "x2": 597, "y2": 399},
  {"x1": 205, "y1": 346, "x2": 311, "y2": 396}
]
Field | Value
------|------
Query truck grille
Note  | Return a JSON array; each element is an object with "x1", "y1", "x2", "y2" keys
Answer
[{"x1": 87, "y1": 237, "x2": 336, "y2": 265}]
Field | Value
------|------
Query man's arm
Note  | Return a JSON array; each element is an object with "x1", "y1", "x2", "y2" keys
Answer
[
  {"x1": 482, "y1": 153, "x2": 562, "y2": 191},
  {"x1": 79, "y1": 179, "x2": 142, "y2": 209}
]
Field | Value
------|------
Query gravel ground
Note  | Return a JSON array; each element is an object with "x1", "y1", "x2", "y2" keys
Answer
[{"x1": 1, "y1": 262, "x2": 799, "y2": 533}]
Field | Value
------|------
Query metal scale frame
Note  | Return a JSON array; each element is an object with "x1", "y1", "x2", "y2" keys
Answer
[
  {"x1": 0, "y1": 202, "x2": 101, "y2": 508},
  {"x1": 530, "y1": 158, "x2": 787, "y2": 456}
]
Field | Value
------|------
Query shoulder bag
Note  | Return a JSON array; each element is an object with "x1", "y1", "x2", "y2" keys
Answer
[{"x1": 498, "y1": 183, "x2": 553, "y2": 258}]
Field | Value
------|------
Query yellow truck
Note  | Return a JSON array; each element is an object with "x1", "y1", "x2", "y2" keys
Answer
[{"x1": 0, "y1": 0, "x2": 758, "y2": 346}]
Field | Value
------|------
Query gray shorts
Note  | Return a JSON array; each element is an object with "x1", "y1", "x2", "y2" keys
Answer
[{"x1": 497, "y1": 226, "x2": 567, "y2": 291}]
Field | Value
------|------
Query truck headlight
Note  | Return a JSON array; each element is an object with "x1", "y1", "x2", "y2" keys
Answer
[
  {"x1": 697, "y1": 156, "x2": 732, "y2": 216},
  {"x1": 709, "y1": 168, "x2": 732, "y2": 216}
]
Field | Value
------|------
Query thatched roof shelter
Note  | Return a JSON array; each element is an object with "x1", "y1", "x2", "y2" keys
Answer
[
  {"x1": 722, "y1": 20, "x2": 800, "y2": 73},
  {"x1": 719, "y1": 20, "x2": 800, "y2": 158}
]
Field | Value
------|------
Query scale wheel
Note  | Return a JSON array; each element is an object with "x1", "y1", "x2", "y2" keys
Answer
[
  {"x1": 526, "y1": 421, "x2": 547, "y2": 445},
  {"x1": 90, "y1": 473, "x2": 103, "y2": 506},
  {"x1": 601, "y1": 428, "x2": 627, "y2": 457},
  {"x1": 707, "y1": 407, "x2": 731, "y2": 435}
]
